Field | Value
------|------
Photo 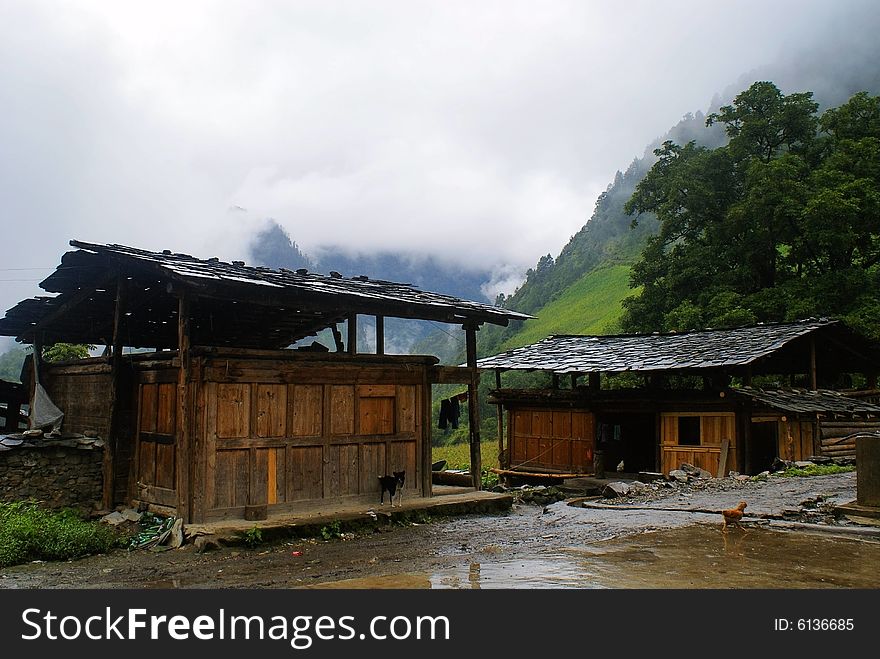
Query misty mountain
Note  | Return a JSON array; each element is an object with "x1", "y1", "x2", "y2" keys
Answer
[
  {"x1": 248, "y1": 221, "x2": 489, "y2": 356},
  {"x1": 250, "y1": 220, "x2": 492, "y2": 303},
  {"x1": 496, "y1": 107, "x2": 742, "y2": 321},
  {"x1": 479, "y1": 28, "x2": 880, "y2": 357},
  {"x1": 249, "y1": 222, "x2": 312, "y2": 272},
  {"x1": 247, "y1": 19, "x2": 880, "y2": 363},
  {"x1": 477, "y1": 111, "x2": 728, "y2": 355}
]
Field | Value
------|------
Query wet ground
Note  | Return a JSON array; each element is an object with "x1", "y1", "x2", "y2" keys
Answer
[
  {"x1": 3, "y1": 472, "x2": 879, "y2": 589},
  {"x1": 312, "y1": 526, "x2": 880, "y2": 589}
]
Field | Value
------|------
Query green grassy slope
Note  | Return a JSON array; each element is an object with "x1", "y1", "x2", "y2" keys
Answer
[{"x1": 499, "y1": 264, "x2": 637, "y2": 351}]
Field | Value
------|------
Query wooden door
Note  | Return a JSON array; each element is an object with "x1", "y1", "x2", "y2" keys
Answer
[
  {"x1": 510, "y1": 408, "x2": 594, "y2": 472},
  {"x1": 135, "y1": 381, "x2": 177, "y2": 507}
]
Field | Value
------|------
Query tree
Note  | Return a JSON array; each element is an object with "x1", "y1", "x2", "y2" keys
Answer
[
  {"x1": 0, "y1": 346, "x2": 27, "y2": 382},
  {"x1": 42, "y1": 343, "x2": 95, "y2": 362},
  {"x1": 706, "y1": 81, "x2": 818, "y2": 163},
  {"x1": 621, "y1": 82, "x2": 880, "y2": 338}
]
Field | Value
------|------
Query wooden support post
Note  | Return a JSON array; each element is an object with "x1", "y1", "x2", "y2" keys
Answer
[
  {"x1": 331, "y1": 324, "x2": 344, "y2": 352},
  {"x1": 810, "y1": 338, "x2": 818, "y2": 391},
  {"x1": 421, "y1": 368, "x2": 432, "y2": 498},
  {"x1": 28, "y1": 335, "x2": 42, "y2": 430},
  {"x1": 347, "y1": 314, "x2": 358, "y2": 356},
  {"x1": 375, "y1": 315, "x2": 385, "y2": 355},
  {"x1": 103, "y1": 277, "x2": 126, "y2": 511},
  {"x1": 176, "y1": 293, "x2": 192, "y2": 523},
  {"x1": 551, "y1": 373, "x2": 560, "y2": 389},
  {"x1": 717, "y1": 436, "x2": 730, "y2": 478},
  {"x1": 495, "y1": 369, "x2": 504, "y2": 467},
  {"x1": 570, "y1": 373, "x2": 578, "y2": 389},
  {"x1": 589, "y1": 372, "x2": 600, "y2": 390},
  {"x1": 869, "y1": 372, "x2": 878, "y2": 390},
  {"x1": 465, "y1": 323, "x2": 482, "y2": 490},
  {"x1": 189, "y1": 356, "x2": 206, "y2": 523},
  {"x1": 654, "y1": 412, "x2": 662, "y2": 473},
  {"x1": 743, "y1": 366, "x2": 752, "y2": 387}
]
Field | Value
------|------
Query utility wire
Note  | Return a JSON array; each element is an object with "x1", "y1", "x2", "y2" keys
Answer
[{"x1": 427, "y1": 320, "x2": 465, "y2": 343}]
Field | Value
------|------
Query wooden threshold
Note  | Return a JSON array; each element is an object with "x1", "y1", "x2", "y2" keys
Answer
[{"x1": 490, "y1": 467, "x2": 593, "y2": 478}]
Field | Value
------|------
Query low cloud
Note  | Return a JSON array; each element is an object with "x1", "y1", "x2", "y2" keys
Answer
[{"x1": 0, "y1": 0, "x2": 876, "y2": 321}]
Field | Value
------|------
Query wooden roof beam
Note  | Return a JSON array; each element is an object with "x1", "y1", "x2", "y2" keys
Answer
[{"x1": 17, "y1": 273, "x2": 115, "y2": 342}]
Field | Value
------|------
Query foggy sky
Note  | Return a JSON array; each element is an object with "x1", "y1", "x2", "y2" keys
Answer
[{"x1": 1, "y1": 0, "x2": 878, "y2": 347}]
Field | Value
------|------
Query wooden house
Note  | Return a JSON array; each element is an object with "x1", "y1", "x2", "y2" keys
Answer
[
  {"x1": 0, "y1": 241, "x2": 528, "y2": 522},
  {"x1": 478, "y1": 320, "x2": 880, "y2": 478}
]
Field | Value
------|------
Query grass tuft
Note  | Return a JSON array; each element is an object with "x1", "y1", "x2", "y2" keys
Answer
[
  {"x1": 0, "y1": 501, "x2": 120, "y2": 568},
  {"x1": 777, "y1": 464, "x2": 856, "y2": 478}
]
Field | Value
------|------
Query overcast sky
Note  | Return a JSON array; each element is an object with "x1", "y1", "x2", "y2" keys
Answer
[{"x1": 1, "y1": 0, "x2": 877, "y2": 346}]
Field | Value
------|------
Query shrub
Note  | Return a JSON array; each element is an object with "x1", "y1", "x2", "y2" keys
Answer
[
  {"x1": 243, "y1": 525, "x2": 263, "y2": 547},
  {"x1": 320, "y1": 521, "x2": 342, "y2": 540},
  {"x1": 0, "y1": 501, "x2": 120, "y2": 568}
]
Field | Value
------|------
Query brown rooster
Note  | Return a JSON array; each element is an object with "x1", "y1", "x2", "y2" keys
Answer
[{"x1": 721, "y1": 501, "x2": 747, "y2": 534}]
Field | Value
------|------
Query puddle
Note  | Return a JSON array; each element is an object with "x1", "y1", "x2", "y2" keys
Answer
[
  {"x1": 305, "y1": 574, "x2": 433, "y2": 589},
  {"x1": 576, "y1": 525, "x2": 880, "y2": 588},
  {"x1": 308, "y1": 525, "x2": 880, "y2": 589},
  {"x1": 430, "y1": 560, "x2": 605, "y2": 589}
]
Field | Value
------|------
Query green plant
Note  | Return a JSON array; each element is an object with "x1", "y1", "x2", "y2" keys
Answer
[
  {"x1": 776, "y1": 464, "x2": 856, "y2": 478},
  {"x1": 411, "y1": 511, "x2": 433, "y2": 524},
  {"x1": 42, "y1": 343, "x2": 96, "y2": 362},
  {"x1": 0, "y1": 501, "x2": 120, "y2": 568},
  {"x1": 243, "y1": 525, "x2": 263, "y2": 547},
  {"x1": 481, "y1": 468, "x2": 499, "y2": 489},
  {"x1": 320, "y1": 521, "x2": 342, "y2": 541}
]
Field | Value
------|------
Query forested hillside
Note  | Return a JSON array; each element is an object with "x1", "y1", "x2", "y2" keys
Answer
[
  {"x1": 480, "y1": 35, "x2": 880, "y2": 358},
  {"x1": 477, "y1": 111, "x2": 727, "y2": 356},
  {"x1": 623, "y1": 84, "x2": 880, "y2": 340},
  {"x1": 242, "y1": 28, "x2": 880, "y2": 365}
]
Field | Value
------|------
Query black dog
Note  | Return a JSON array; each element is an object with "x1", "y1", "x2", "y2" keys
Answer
[{"x1": 378, "y1": 471, "x2": 406, "y2": 507}]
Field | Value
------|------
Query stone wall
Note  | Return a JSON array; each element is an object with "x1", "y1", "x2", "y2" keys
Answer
[{"x1": 0, "y1": 441, "x2": 104, "y2": 510}]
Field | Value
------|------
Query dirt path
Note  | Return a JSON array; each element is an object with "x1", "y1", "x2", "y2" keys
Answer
[{"x1": 2, "y1": 472, "x2": 878, "y2": 589}]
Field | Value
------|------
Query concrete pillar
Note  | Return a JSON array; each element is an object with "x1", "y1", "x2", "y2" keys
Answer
[{"x1": 857, "y1": 435, "x2": 880, "y2": 508}]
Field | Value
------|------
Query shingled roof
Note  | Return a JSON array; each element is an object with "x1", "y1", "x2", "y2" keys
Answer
[
  {"x1": 476, "y1": 319, "x2": 880, "y2": 376},
  {"x1": 732, "y1": 387, "x2": 880, "y2": 415},
  {"x1": 0, "y1": 240, "x2": 530, "y2": 349}
]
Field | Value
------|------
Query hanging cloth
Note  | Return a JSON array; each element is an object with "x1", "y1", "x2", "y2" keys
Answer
[
  {"x1": 29, "y1": 352, "x2": 63, "y2": 432},
  {"x1": 438, "y1": 398, "x2": 451, "y2": 430},
  {"x1": 449, "y1": 397, "x2": 460, "y2": 429},
  {"x1": 31, "y1": 383, "x2": 64, "y2": 432}
]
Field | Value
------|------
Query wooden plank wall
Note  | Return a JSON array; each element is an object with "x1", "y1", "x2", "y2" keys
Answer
[
  {"x1": 660, "y1": 412, "x2": 736, "y2": 475},
  {"x1": 200, "y1": 360, "x2": 427, "y2": 521},
  {"x1": 508, "y1": 408, "x2": 594, "y2": 472},
  {"x1": 777, "y1": 420, "x2": 818, "y2": 462},
  {"x1": 43, "y1": 363, "x2": 146, "y2": 508},
  {"x1": 44, "y1": 370, "x2": 113, "y2": 438}
]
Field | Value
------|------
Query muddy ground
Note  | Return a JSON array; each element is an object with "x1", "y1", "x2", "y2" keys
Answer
[{"x1": 3, "y1": 471, "x2": 880, "y2": 589}]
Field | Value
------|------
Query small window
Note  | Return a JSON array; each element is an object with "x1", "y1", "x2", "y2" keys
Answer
[{"x1": 678, "y1": 416, "x2": 701, "y2": 446}]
